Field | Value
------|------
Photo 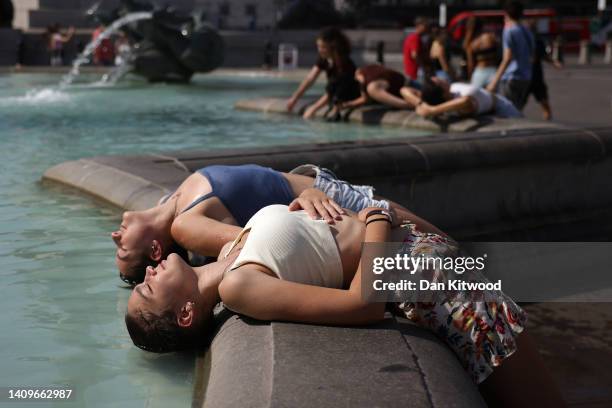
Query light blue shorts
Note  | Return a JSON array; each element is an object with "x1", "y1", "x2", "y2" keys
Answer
[
  {"x1": 470, "y1": 66, "x2": 497, "y2": 89},
  {"x1": 290, "y1": 164, "x2": 390, "y2": 211}
]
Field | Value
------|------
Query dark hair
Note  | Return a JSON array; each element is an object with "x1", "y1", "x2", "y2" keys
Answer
[
  {"x1": 119, "y1": 244, "x2": 189, "y2": 285},
  {"x1": 504, "y1": 1, "x2": 524, "y2": 20},
  {"x1": 125, "y1": 309, "x2": 196, "y2": 353},
  {"x1": 414, "y1": 16, "x2": 430, "y2": 28},
  {"x1": 317, "y1": 26, "x2": 352, "y2": 73},
  {"x1": 472, "y1": 17, "x2": 484, "y2": 36},
  {"x1": 420, "y1": 80, "x2": 447, "y2": 106}
]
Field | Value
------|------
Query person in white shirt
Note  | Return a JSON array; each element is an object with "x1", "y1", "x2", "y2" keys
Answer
[{"x1": 414, "y1": 77, "x2": 522, "y2": 119}]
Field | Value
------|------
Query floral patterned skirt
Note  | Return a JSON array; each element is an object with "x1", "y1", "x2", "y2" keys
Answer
[{"x1": 394, "y1": 223, "x2": 527, "y2": 384}]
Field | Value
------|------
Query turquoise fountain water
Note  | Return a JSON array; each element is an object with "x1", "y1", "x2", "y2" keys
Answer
[{"x1": 0, "y1": 73, "x2": 429, "y2": 407}]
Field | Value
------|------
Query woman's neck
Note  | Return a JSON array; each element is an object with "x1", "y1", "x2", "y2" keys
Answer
[{"x1": 194, "y1": 252, "x2": 240, "y2": 304}]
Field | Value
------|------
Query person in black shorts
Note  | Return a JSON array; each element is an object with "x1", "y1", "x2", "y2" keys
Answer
[
  {"x1": 527, "y1": 19, "x2": 563, "y2": 120},
  {"x1": 287, "y1": 27, "x2": 359, "y2": 119}
]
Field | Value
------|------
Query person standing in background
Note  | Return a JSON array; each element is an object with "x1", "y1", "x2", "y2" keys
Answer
[
  {"x1": 486, "y1": 1, "x2": 534, "y2": 111},
  {"x1": 403, "y1": 17, "x2": 430, "y2": 83},
  {"x1": 47, "y1": 23, "x2": 75, "y2": 66},
  {"x1": 525, "y1": 19, "x2": 563, "y2": 120},
  {"x1": 463, "y1": 16, "x2": 499, "y2": 89},
  {"x1": 428, "y1": 25, "x2": 454, "y2": 83},
  {"x1": 92, "y1": 24, "x2": 115, "y2": 66}
]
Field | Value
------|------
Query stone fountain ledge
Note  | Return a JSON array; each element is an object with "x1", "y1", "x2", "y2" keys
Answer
[
  {"x1": 43, "y1": 126, "x2": 612, "y2": 407},
  {"x1": 234, "y1": 97, "x2": 560, "y2": 133}
]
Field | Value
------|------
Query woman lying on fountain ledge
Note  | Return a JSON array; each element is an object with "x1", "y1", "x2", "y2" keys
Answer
[
  {"x1": 111, "y1": 163, "x2": 439, "y2": 284},
  {"x1": 124, "y1": 203, "x2": 566, "y2": 408},
  {"x1": 414, "y1": 77, "x2": 523, "y2": 119}
]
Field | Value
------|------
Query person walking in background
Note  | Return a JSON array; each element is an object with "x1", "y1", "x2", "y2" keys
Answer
[
  {"x1": 525, "y1": 19, "x2": 563, "y2": 121},
  {"x1": 403, "y1": 17, "x2": 430, "y2": 83},
  {"x1": 287, "y1": 27, "x2": 359, "y2": 119},
  {"x1": 486, "y1": 1, "x2": 534, "y2": 111},
  {"x1": 463, "y1": 16, "x2": 499, "y2": 89},
  {"x1": 47, "y1": 23, "x2": 75, "y2": 66}
]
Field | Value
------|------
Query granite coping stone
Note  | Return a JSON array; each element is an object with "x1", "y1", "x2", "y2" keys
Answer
[
  {"x1": 234, "y1": 97, "x2": 560, "y2": 133},
  {"x1": 197, "y1": 312, "x2": 486, "y2": 408},
  {"x1": 43, "y1": 126, "x2": 612, "y2": 239}
]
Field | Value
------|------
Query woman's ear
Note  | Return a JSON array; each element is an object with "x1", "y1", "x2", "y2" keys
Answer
[
  {"x1": 150, "y1": 240, "x2": 163, "y2": 262},
  {"x1": 178, "y1": 301, "x2": 195, "y2": 328}
]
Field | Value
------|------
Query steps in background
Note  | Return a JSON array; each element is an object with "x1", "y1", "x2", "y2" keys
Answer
[{"x1": 16, "y1": 0, "x2": 196, "y2": 30}]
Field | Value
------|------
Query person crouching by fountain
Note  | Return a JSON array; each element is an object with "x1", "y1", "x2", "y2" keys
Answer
[
  {"x1": 414, "y1": 77, "x2": 522, "y2": 119},
  {"x1": 112, "y1": 164, "x2": 439, "y2": 285},
  {"x1": 286, "y1": 27, "x2": 358, "y2": 119},
  {"x1": 338, "y1": 64, "x2": 424, "y2": 111},
  {"x1": 46, "y1": 23, "x2": 75, "y2": 66}
]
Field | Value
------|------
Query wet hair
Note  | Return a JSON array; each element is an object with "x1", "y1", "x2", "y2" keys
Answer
[
  {"x1": 119, "y1": 257, "x2": 155, "y2": 286},
  {"x1": 119, "y1": 244, "x2": 189, "y2": 285},
  {"x1": 317, "y1": 26, "x2": 352, "y2": 73},
  {"x1": 504, "y1": 1, "x2": 524, "y2": 21},
  {"x1": 420, "y1": 80, "x2": 447, "y2": 106},
  {"x1": 125, "y1": 309, "x2": 196, "y2": 353}
]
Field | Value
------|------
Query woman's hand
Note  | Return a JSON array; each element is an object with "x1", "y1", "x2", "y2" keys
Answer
[
  {"x1": 416, "y1": 102, "x2": 435, "y2": 117},
  {"x1": 302, "y1": 104, "x2": 317, "y2": 119},
  {"x1": 286, "y1": 96, "x2": 297, "y2": 112},
  {"x1": 288, "y1": 188, "x2": 344, "y2": 223}
]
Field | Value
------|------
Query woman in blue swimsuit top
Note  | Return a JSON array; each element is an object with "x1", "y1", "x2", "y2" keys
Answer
[{"x1": 111, "y1": 164, "x2": 442, "y2": 284}]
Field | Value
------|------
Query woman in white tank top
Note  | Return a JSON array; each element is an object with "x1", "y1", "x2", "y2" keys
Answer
[
  {"x1": 124, "y1": 204, "x2": 564, "y2": 407},
  {"x1": 413, "y1": 77, "x2": 522, "y2": 119}
]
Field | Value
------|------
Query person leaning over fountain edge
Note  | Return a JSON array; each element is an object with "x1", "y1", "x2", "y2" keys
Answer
[
  {"x1": 414, "y1": 77, "x2": 522, "y2": 119},
  {"x1": 111, "y1": 164, "x2": 442, "y2": 284},
  {"x1": 125, "y1": 204, "x2": 566, "y2": 408}
]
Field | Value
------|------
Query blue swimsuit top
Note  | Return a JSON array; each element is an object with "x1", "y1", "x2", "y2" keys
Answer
[{"x1": 179, "y1": 164, "x2": 295, "y2": 227}]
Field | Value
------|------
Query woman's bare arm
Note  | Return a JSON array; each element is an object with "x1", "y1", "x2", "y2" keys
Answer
[
  {"x1": 437, "y1": 43, "x2": 454, "y2": 79},
  {"x1": 61, "y1": 27, "x2": 75, "y2": 43},
  {"x1": 287, "y1": 66, "x2": 321, "y2": 111},
  {"x1": 220, "y1": 268, "x2": 385, "y2": 325},
  {"x1": 487, "y1": 47, "x2": 512, "y2": 92},
  {"x1": 399, "y1": 86, "x2": 421, "y2": 107},
  {"x1": 303, "y1": 93, "x2": 329, "y2": 119},
  {"x1": 416, "y1": 95, "x2": 476, "y2": 117},
  {"x1": 342, "y1": 90, "x2": 368, "y2": 109},
  {"x1": 171, "y1": 212, "x2": 243, "y2": 257}
]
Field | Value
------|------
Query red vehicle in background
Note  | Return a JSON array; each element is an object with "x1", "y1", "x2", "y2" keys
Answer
[{"x1": 447, "y1": 9, "x2": 591, "y2": 52}]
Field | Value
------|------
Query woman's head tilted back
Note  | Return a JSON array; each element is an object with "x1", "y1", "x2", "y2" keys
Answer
[
  {"x1": 112, "y1": 210, "x2": 186, "y2": 285},
  {"x1": 420, "y1": 77, "x2": 451, "y2": 106},
  {"x1": 125, "y1": 253, "x2": 214, "y2": 352},
  {"x1": 317, "y1": 27, "x2": 352, "y2": 71}
]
